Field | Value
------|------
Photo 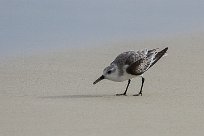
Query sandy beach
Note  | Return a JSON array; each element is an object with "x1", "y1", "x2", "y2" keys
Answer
[{"x1": 0, "y1": 33, "x2": 204, "y2": 136}]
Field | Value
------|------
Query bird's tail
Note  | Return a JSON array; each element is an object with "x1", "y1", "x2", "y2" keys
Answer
[{"x1": 149, "y1": 47, "x2": 168, "y2": 68}]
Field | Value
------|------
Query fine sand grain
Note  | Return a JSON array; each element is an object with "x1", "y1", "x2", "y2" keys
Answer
[{"x1": 0, "y1": 33, "x2": 204, "y2": 136}]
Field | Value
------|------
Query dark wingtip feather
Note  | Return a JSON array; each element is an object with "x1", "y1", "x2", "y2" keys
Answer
[
  {"x1": 163, "y1": 47, "x2": 168, "y2": 52},
  {"x1": 149, "y1": 47, "x2": 168, "y2": 68}
]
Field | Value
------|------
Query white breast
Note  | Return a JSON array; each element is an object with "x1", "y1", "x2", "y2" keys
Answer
[
  {"x1": 118, "y1": 70, "x2": 137, "y2": 82},
  {"x1": 108, "y1": 65, "x2": 137, "y2": 82}
]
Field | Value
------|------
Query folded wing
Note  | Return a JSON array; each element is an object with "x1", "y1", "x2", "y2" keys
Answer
[{"x1": 126, "y1": 47, "x2": 168, "y2": 75}]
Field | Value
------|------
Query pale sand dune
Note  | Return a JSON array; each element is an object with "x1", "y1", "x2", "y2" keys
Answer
[{"x1": 0, "y1": 33, "x2": 204, "y2": 136}]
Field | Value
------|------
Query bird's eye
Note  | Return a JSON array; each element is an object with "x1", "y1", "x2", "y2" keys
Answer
[{"x1": 107, "y1": 70, "x2": 112, "y2": 74}]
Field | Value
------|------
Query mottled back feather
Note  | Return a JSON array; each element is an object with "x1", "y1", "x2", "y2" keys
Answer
[
  {"x1": 111, "y1": 48, "x2": 168, "y2": 76},
  {"x1": 126, "y1": 47, "x2": 168, "y2": 75},
  {"x1": 111, "y1": 50, "x2": 147, "y2": 75}
]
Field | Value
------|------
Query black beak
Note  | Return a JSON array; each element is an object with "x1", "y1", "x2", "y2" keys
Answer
[{"x1": 93, "y1": 75, "x2": 104, "y2": 85}]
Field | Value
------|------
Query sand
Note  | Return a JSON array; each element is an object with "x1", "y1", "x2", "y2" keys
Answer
[{"x1": 0, "y1": 33, "x2": 204, "y2": 136}]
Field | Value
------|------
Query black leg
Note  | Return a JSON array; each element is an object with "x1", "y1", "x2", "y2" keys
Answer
[
  {"x1": 133, "y1": 77, "x2": 145, "y2": 96},
  {"x1": 116, "y1": 79, "x2": 131, "y2": 96}
]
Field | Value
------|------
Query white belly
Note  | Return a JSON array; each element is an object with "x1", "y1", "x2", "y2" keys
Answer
[
  {"x1": 117, "y1": 65, "x2": 137, "y2": 82},
  {"x1": 118, "y1": 73, "x2": 137, "y2": 82},
  {"x1": 109, "y1": 71, "x2": 137, "y2": 82}
]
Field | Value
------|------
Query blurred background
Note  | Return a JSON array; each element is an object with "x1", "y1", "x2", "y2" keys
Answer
[{"x1": 1, "y1": 0, "x2": 204, "y2": 57}]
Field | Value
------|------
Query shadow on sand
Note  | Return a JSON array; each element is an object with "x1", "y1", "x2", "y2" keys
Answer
[{"x1": 39, "y1": 94, "x2": 115, "y2": 99}]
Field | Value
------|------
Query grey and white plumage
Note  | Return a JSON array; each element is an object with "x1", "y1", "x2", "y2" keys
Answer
[{"x1": 93, "y1": 47, "x2": 168, "y2": 96}]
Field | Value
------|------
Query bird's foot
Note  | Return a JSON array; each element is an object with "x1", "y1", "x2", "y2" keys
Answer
[
  {"x1": 116, "y1": 93, "x2": 127, "y2": 96},
  {"x1": 133, "y1": 92, "x2": 142, "y2": 96}
]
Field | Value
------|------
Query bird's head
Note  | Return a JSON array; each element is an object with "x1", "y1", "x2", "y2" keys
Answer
[{"x1": 93, "y1": 65, "x2": 118, "y2": 84}]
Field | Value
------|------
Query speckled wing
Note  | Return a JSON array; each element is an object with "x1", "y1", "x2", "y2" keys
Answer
[
  {"x1": 111, "y1": 51, "x2": 136, "y2": 67},
  {"x1": 111, "y1": 50, "x2": 145, "y2": 66},
  {"x1": 126, "y1": 47, "x2": 168, "y2": 75},
  {"x1": 125, "y1": 51, "x2": 141, "y2": 65},
  {"x1": 126, "y1": 57, "x2": 152, "y2": 75}
]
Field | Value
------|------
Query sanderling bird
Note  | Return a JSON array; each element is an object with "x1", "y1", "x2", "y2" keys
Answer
[{"x1": 93, "y1": 47, "x2": 168, "y2": 96}]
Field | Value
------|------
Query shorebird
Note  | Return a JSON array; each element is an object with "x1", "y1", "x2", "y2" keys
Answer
[{"x1": 93, "y1": 47, "x2": 168, "y2": 96}]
